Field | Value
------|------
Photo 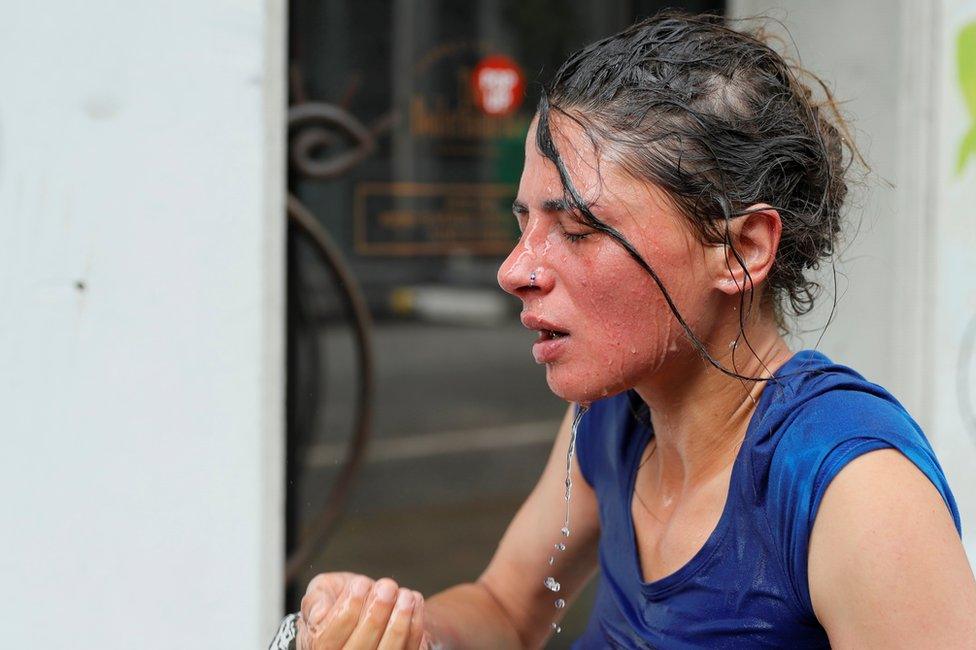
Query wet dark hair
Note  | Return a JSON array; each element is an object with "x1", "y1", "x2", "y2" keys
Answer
[{"x1": 536, "y1": 12, "x2": 858, "y2": 380}]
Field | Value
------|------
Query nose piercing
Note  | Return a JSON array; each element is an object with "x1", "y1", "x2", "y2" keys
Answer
[{"x1": 529, "y1": 271, "x2": 537, "y2": 287}]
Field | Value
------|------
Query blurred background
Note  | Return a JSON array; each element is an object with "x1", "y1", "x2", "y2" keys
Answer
[
  {"x1": 2, "y1": 1, "x2": 976, "y2": 648},
  {"x1": 282, "y1": 1, "x2": 720, "y2": 644}
]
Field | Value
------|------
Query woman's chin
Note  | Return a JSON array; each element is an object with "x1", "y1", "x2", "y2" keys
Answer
[{"x1": 545, "y1": 371, "x2": 628, "y2": 405}]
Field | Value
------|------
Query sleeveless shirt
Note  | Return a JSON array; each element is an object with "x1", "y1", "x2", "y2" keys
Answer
[{"x1": 571, "y1": 350, "x2": 961, "y2": 649}]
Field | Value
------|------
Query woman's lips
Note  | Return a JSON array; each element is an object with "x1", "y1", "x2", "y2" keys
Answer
[
  {"x1": 521, "y1": 314, "x2": 570, "y2": 363},
  {"x1": 532, "y1": 330, "x2": 569, "y2": 363}
]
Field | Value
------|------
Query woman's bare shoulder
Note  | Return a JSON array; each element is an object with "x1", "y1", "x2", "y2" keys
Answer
[{"x1": 808, "y1": 448, "x2": 976, "y2": 648}]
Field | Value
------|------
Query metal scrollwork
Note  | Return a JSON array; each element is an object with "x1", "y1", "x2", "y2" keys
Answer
[
  {"x1": 288, "y1": 103, "x2": 377, "y2": 180},
  {"x1": 284, "y1": 100, "x2": 396, "y2": 587}
]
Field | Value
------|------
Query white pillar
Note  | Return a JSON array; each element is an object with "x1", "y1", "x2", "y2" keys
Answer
[
  {"x1": 933, "y1": 0, "x2": 976, "y2": 566},
  {"x1": 729, "y1": 0, "x2": 976, "y2": 565},
  {"x1": 0, "y1": 1, "x2": 286, "y2": 647}
]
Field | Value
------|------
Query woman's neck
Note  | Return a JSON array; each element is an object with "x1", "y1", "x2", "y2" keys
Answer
[{"x1": 633, "y1": 317, "x2": 792, "y2": 492}]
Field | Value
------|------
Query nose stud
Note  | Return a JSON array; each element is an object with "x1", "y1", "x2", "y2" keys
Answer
[{"x1": 529, "y1": 271, "x2": 537, "y2": 287}]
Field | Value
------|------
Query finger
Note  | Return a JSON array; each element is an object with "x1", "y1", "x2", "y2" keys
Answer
[
  {"x1": 302, "y1": 583, "x2": 340, "y2": 634},
  {"x1": 376, "y1": 588, "x2": 415, "y2": 650},
  {"x1": 300, "y1": 590, "x2": 317, "y2": 624},
  {"x1": 315, "y1": 572, "x2": 360, "y2": 599},
  {"x1": 405, "y1": 591, "x2": 425, "y2": 650},
  {"x1": 308, "y1": 575, "x2": 374, "y2": 650},
  {"x1": 302, "y1": 571, "x2": 356, "y2": 621},
  {"x1": 307, "y1": 572, "x2": 348, "y2": 594},
  {"x1": 344, "y1": 578, "x2": 400, "y2": 650},
  {"x1": 296, "y1": 613, "x2": 311, "y2": 650},
  {"x1": 301, "y1": 580, "x2": 334, "y2": 624},
  {"x1": 303, "y1": 580, "x2": 348, "y2": 638}
]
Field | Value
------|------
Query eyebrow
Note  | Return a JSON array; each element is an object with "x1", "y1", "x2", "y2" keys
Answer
[{"x1": 511, "y1": 198, "x2": 574, "y2": 214}]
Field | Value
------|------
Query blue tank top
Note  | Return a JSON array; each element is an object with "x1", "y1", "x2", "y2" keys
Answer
[{"x1": 571, "y1": 350, "x2": 961, "y2": 649}]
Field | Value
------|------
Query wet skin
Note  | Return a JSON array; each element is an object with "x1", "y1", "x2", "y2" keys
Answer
[
  {"x1": 498, "y1": 113, "x2": 795, "y2": 584},
  {"x1": 497, "y1": 116, "x2": 721, "y2": 405},
  {"x1": 497, "y1": 114, "x2": 788, "y2": 412}
]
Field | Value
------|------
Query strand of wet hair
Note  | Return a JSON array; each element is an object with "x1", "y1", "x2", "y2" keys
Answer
[
  {"x1": 547, "y1": 94, "x2": 841, "y2": 383},
  {"x1": 537, "y1": 99, "x2": 777, "y2": 383},
  {"x1": 537, "y1": 12, "x2": 856, "y2": 386}
]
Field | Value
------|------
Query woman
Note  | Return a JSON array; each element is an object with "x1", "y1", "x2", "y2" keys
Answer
[{"x1": 280, "y1": 13, "x2": 976, "y2": 649}]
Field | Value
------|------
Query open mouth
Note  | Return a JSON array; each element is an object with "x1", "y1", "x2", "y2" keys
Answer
[{"x1": 539, "y1": 329, "x2": 569, "y2": 340}]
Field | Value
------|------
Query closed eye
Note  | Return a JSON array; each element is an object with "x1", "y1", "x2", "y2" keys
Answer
[
  {"x1": 512, "y1": 200, "x2": 529, "y2": 232},
  {"x1": 563, "y1": 232, "x2": 590, "y2": 243}
]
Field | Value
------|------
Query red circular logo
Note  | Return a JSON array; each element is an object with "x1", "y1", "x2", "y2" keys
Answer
[{"x1": 471, "y1": 55, "x2": 525, "y2": 117}]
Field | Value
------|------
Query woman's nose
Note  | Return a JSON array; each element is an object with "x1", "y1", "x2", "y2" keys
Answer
[{"x1": 497, "y1": 224, "x2": 553, "y2": 298}]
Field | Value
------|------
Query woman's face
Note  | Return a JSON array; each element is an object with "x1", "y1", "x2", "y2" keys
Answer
[{"x1": 497, "y1": 115, "x2": 716, "y2": 403}]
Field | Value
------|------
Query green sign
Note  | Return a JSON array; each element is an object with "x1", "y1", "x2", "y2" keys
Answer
[{"x1": 957, "y1": 20, "x2": 976, "y2": 175}]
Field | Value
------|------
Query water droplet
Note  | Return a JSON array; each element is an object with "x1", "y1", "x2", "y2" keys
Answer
[
  {"x1": 630, "y1": 347, "x2": 637, "y2": 354},
  {"x1": 540, "y1": 403, "x2": 588, "y2": 637}
]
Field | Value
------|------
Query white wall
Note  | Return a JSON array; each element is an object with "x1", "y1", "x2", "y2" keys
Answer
[
  {"x1": 0, "y1": 1, "x2": 286, "y2": 647},
  {"x1": 729, "y1": 0, "x2": 907, "y2": 401},
  {"x1": 934, "y1": 0, "x2": 976, "y2": 566},
  {"x1": 729, "y1": 0, "x2": 976, "y2": 563}
]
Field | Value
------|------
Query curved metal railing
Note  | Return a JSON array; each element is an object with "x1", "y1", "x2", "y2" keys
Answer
[{"x1": 283, "y1": 101, "x2": 395, "y2": 588}]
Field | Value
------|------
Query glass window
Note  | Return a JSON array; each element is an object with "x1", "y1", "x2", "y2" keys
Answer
[{"x1": 286, "y1": 2, "x2": 722, "y2": 645}]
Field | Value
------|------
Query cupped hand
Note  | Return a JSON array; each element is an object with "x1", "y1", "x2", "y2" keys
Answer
[{"x1": 297, "y1": 572, "x2": 428, "y2": 650}]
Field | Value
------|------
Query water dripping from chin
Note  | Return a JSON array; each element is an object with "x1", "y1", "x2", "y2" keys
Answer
[{"x1": 543, "y1": 402, "x2": 590, "y2": 636}]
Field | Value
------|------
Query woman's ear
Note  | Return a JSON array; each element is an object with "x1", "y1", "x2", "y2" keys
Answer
[{"x1": 707, "y1": 204, "x2": 782, "y2": 296}]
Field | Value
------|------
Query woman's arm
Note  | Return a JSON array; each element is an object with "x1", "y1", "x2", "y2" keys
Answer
[
  {"x1": 809, "y1": 448, "x2": 976, "y2": 648},
  {"x1": 297, "y1": 404, "x2": 601, "y2": 650},
  {"x1": 424, "y1": 404, "x2": 601, "y2": 649}
]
